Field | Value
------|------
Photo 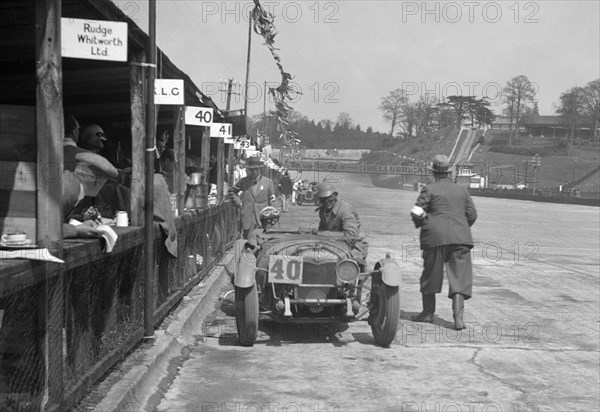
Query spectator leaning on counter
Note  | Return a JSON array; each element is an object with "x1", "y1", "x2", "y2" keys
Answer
[
  {"x1": 411, "y1": 154, "x2": 478, "y2": 330},
  {"x1": 228, "y1": 156, "x2": 279, "y2": 239}
]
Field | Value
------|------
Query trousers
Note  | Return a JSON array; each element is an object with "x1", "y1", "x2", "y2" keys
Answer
[{"x1": 420, "y1": 244, "x2": 473, "y2": 299}]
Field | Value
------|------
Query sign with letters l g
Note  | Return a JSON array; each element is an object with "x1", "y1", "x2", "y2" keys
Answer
[
  {"x1": 61, "y1": 18, "x2": 128, "y2": 61},
  {"x1": 155, "y1": 79, "x2": 184, "y2": 105}
]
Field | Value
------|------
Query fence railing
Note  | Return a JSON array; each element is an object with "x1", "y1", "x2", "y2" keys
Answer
[
  {"x1": 469, "y1": 188, "x2": 600, "y2": 206},
  {"x1": 0, "y1": 201, "x2": 240, "y2": 411}
]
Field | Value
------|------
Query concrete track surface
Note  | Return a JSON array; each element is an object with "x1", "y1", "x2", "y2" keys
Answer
[{"x1": 113, "y1": 173, "x2": 600, "y2": 412}]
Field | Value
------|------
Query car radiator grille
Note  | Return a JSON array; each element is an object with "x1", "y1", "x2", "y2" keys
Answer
[{"x1": 301, "y1": 261, "x2": 337, "y2": 285}]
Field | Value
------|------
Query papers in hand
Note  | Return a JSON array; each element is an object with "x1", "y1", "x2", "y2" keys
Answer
[
  {"x1": 97, "y1": 225, "x2": 118, "y2": 253},
  {"x1": 69, "y1": 220, "x2": 118, "y2": 253}
]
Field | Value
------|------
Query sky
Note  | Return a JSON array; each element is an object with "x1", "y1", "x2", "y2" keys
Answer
[{"x1": 116, "y1": 0, "x2": 600, "y2": 134}]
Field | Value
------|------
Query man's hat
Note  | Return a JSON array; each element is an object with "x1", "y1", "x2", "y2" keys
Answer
[
  {"x1": 427, "y1": 154, "x2": 452, "y2": 174},
  {"x1": 317, "y1": 182, "x2": 336, "y2": 198},
  {"x1": 246, "y1": 156, "x2": 264, "y2": 169}
]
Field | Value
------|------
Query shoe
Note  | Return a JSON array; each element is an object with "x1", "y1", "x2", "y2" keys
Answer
[
  {"x1": 413, "y1": 293, "x2": 435, "y2": 323},
  {"x1": 452, "y1": 294, "x2": 466, "y2": 330}
]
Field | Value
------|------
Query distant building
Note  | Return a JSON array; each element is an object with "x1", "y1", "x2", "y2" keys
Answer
[
  {"x1": 490, "y1": 116, "x2": 514, "y2": 131},
  {"x1": 519, "y1": 115, "x2": 596, "y2": 138},
  {"x1": 455, "y1": 162, "x2": 485, "y2": 188}
]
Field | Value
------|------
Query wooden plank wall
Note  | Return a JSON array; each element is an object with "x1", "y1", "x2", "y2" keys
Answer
[{"x1": 0, "y1": 105, "x2": 37, "y2": 239}]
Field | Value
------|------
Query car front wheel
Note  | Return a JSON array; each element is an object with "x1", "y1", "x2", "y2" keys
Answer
[
  {"x1": 235, "y1": 284, "x2": 259, "y2": 346},
  {"x1": 370, "y1": 282, "x2": 400, "y2": 347}
]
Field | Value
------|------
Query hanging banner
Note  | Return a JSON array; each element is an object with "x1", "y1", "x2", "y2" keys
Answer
[
  {"x1": 61, "y1": 18, "x2": 128, "y2": 61},
  {"x1": 185, "y1": 106, "x2": 213, "y2": 126},
  {"x1": 210, "y1": 123, "x2": 232, "y2": 138},
  {"x1": 155, "y1": 79, "x2": 184, "y2": 105}
]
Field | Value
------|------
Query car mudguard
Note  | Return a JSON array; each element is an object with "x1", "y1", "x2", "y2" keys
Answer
[
  {"x1": 234, "y1": 250, "x2": 257, "y2": 288},
  {"x1": 378, "y1": 256, "x2": 401, "y2": 287}
]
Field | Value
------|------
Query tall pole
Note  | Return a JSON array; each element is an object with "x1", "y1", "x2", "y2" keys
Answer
[
  {"x1": 263, "y1": 80, "x2": 267, "y2": 123},
  {"x1": 244, "y1": 10, "x2": 252, "y2": 128},
  {"x1": 144, "y1": 0, "x2": 157, "y2": 339},
  {"x1": 226, "y1": 78, "x2": 233, "y2": 112}
]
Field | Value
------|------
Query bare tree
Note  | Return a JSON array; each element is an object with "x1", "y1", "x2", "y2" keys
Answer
[
  {"x1": 399, "y1": 103, "x2": 418, "y2": 137},
  {"x1": 414, "y1": 94, "x2": 439, "y2": 135},
  {"x1": 557, "y1": 87, "x2": 584, "y2": 155},
  {"x1": 336, "y1": 112, "x2": 354, "y2": 129},
  {"x1": 503, "y1": 75, "x2": 537, "y2": 145},
  {"x1": 379, "y1": 88, "x2": 408, "y2": 136},
  {"x1": 580, "y1": 79, "x2": 600, "y2": 140}
]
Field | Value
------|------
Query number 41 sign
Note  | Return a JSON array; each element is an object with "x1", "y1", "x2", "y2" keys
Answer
[{"x1": 210, "y1": 123, "x2": 232, "y2": 139}]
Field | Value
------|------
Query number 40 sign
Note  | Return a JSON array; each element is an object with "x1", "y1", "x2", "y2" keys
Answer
[{"x1": 185, "y1": 106, "x2": 213, "y2": 126}]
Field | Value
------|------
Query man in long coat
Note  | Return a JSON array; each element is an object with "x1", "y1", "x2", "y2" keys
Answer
[
  {"x1": 411, "y1": 154, "x2": 477, "y2": 330},
  {"x1": 229, "y1": 156, "x2": 278, "y2": 239}
]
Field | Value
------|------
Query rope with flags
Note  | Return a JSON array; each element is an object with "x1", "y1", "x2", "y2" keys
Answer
[{"x1": 251, "y1": 0, "x2": 301, "y2": 159}]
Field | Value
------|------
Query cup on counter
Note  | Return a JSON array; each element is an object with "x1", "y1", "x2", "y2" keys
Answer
[
  {"x1": 115, "y1": 211, "x2": 129, "y2": 227},
  {"x1": 2, "y1": 232, "x2": 27, "y2": 243}
]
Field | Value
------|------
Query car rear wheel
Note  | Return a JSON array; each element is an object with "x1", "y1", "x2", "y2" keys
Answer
[
  {"x1": 370, "y1": 283, "x2": 400, "y2": 347},
  {"x1": 235, "y1": 284, "x2": 259, "y2": 346}
]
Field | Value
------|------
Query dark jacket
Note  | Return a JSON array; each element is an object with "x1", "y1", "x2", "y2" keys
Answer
[
  {"x1": 229, "y1": 175, "x2": 276, "y2": 231},
  {"x1": 317, "y1": 198, "x2": 363, "y2": 240},
  {"x1": 413, "y1": 178, "x2": 477, "y2": 250}
]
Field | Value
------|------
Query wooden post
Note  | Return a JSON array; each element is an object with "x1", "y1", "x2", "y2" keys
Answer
[
  {"x1": 173, "y1": 106, "x2": 186, "y2": 213},
  {"x1": 130, "y1": 49, "x2": 146, "y2": 226},
  {"x1": 201, "y1": 127, "x2": 211, "y2": 207},
  {"x1": 36, "y1": 0, "x2": 63, "y2": 407},
  {"x1": 216, "y1": 138, "x2": 224, "y2": 200},
  {"x1": 144, "y1": 0, "x2": 157, "y2": 339},
  {"x1": 227, "y1": 142, "x2": 235, "y2": 186}
]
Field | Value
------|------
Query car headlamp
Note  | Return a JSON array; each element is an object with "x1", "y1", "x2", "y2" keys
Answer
[{"x1": 336, "y1": 259, "x2": 360, "y2": 283}]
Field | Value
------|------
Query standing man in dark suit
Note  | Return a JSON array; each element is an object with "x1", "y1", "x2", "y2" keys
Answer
[
  {"x1": 63, "y1": 114, "x2": 88, "y2": 172},
  {"x1": 411, "y1": 154, "x2": 477, "y2": 330},
  {"x1": 229, "y1": 156, "x2": 278, "y2": 239}
]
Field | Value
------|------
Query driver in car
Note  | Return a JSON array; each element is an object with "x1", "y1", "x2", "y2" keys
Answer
[{"x1": 314, "y1": 183, "x2": 368, "y2": 269}]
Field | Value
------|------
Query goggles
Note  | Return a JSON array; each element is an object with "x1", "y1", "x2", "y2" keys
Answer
[{"x1": 261, "y1": 207, "x2": 280, "y2": 218}]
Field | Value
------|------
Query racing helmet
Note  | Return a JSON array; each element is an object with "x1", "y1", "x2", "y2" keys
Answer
[
  {"x1": 260, "y1": 206, "x2": 280, "y2": 226},
  {"x1": 317, "y1": 182, "x2": 336, "y2": 198}
]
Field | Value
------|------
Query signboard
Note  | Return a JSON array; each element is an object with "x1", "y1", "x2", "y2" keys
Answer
[
  {"x1": 155, "y1": 79, "x2": 184, "y2": 105},
  {"x1": 244, "y1": 149, "x2": 260, "y2": 158},
  {"x1": 268, "y1": 255, "x2": 303, "y2": 284},
  {"x1": 235, "y1": 138, "x2": 251, "y2": 150},
  {"x1": 61, "y1": 18, "x2": 128, "y2": 61},
  {"x1": 210, "y1": 123, "x2": 232, "y2": 138},
  {"x1": 284, "y1": 160, "x2": 424, "y2": 175},
  {"x1": 185, "y1": 106, "x2": 213, "y2": 126}
]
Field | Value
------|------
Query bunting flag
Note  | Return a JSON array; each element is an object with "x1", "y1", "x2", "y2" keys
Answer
[{"x1": 251, "y1": 0, "x2": 302, "y2": 159}]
